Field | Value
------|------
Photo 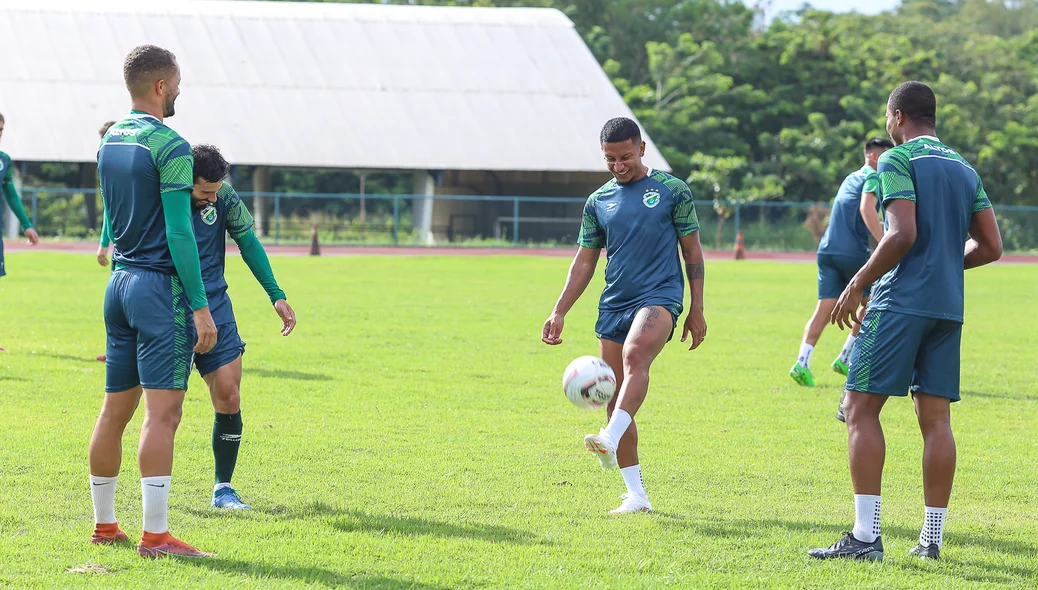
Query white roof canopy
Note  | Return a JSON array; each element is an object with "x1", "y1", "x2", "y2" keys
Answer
[{"x1": 0, "y1": 0, "x2": 670, "y2": 173}]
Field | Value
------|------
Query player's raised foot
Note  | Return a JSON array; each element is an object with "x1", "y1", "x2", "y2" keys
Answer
[
  {"x1": 90, "y1": 522, "x2": 130, "y2": 545},
  {"x1": 808, "y1": 532, "x2": 883, "y2": 561},
  {"x1": 211, "y1": 486, "x2": 251, "y2": 510},
  {"x1": 609, "y1": 493, "x2": 652, "y2": 515},
  {"x1": 909, "y1": 543, "x2": 940, "y2": 560},
  {"x1": 836, "y1": 391, "x2": 847, "y2": 423},
  {"x1": 137, "y1": 532, "x2": 212, "y2": 559},
  {"x1": 583, "y1": 431, "x2": 617, "y2": 470},
  {"x1": 831, "y1": 357, "x2": 850, "y2": 376},
  {"x1": 789, "y1": 363, "x2": 815, "y2": 387}
]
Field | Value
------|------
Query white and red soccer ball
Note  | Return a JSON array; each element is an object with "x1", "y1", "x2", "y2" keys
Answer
[{"x1": 562, "y1": 356, "x2": 616, "y2": 410}]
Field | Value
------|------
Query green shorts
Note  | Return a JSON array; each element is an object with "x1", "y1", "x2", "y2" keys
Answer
[{"x1": 104, "y1": 268, "x2": 196, "y2": 392}]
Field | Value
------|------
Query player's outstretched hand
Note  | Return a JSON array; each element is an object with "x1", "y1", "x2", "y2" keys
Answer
[
  {"x1": 96, "y1": 245, "x2": 109, "y2": 267},
  {"x1": 23, "y1": 228, "x2": 39, "y2": 246},
  {"x1": 681, "y1": 307, "x2": 707, "y2": 350},
  {"x1": 192, "y1": 307, "x2": 218, "y2": 354},
  {"x1": 831, "y1": 285, "x2": 865, "y2": 331},
  {"x1": 541, "y1": 312, "x2": 564, "y2": 345},
  {"x1": 274, "y1": 299, "x2": 296, "y2": 336}
]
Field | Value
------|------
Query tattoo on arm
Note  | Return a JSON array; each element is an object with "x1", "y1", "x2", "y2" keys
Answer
[{"x1": 686, "y1": 262, "x2": 704, "y2": 280}]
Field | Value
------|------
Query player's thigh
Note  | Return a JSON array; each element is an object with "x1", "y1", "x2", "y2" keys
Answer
[
  {"x1": 125, "y1": 272, "x2": 196, "y2": 392},
  {"x1": 846, "y1": 309, "x2": 927, "y2": 397},
  {"x1": 622, "y1": 305, "x2": 674, "y2": 370},
  {"x1": 98, "y1": 386, "x2": 143, "y2": 426},
  {"x1": 142, "y1": 388, "x2": 187, "y2": 426},
  {"x1": 104, "y1": 271, "x2": 140, "y2": 393},
  {"x1": 911, "y1": 320, "x2": 962, "y2": 402}
]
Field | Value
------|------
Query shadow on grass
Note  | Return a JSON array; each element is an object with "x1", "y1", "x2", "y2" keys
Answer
[
  {"x1": 653, "y1": 515, "x2": 1037, "y2": 583},
  {"x1": 182, "y1": 558, "x2": 450, "y2": 589},
  {"x1": 248, "y1": 368, "x2": 333, "y2": 381},
  {"x1": 33, "y1": 351, "x2": 101, "y2": 365},
  {"x1": 252, "y1": 501, "x2": 545, "y2": 546},
  {"x1": 961, "y1": 389, "x2": 1036, "y2": 402}
]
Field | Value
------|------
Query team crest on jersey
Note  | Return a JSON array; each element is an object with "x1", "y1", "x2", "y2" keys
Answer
[
  {"x1": 200, "y1": 205, "x2": 218, "y2": 226},
  {"x1": 642, "y1": 189, "x2": 661, "y2": 208}
]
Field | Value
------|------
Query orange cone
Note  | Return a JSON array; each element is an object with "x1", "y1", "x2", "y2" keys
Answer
[
  {"x1": 309, "y1": 224, "x2": 321, "y2": 256},
  {"x1": 734, "y1": 230, "x2": 746, "y2": 260}
]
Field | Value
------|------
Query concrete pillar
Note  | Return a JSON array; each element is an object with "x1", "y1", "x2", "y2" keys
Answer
[
  {"x1": 412, "y1": 171, "x2": 435, "y2": 245},
  {"x1": 4, "y1": 165, "x2": 23, "y2": 239},
  {"x1": 252, "y1": 166, "x2": 270, "y2": 238}
]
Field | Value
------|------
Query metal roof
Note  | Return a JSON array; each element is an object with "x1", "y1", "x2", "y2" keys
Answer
[{"x1": 0, "y1": 0, "x2": 670, "y2": 173}]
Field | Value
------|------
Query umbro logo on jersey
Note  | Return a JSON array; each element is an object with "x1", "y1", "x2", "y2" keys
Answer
[
  {"x1": 110, "y1": 128, "x2": 138, "y2": 137},
  {"x1": 200, "y1": 205, "x2": 218, "y2": 226},
  {"x1": 643, "y1": 190, "x2": 660, "y2": 208}
]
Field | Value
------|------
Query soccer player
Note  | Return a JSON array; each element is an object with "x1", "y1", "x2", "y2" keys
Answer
[
  {"x1": 189, "y1": 143, "x2": 296, "y2": 510},
  {"x1": 88, "y1": 45, "x2": 218, "y2": 559},
  {"x1": 542, "y1": 117, "x2": 707, "y2": 515},
  {"x1": 809, "y1": 81, "x2": 1002, "y2": 561},
  {"x1": 95, "y1": 120, "x2": 117, "y2": 363},
  {"x1": 0, "y1": 113, "x2": 41, "y2": 352},
  {"x1": 789, "y1": 138, "x2": 892, "y2": 387}
]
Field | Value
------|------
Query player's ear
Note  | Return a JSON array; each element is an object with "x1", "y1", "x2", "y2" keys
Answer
[{"x1": 638, "y1": 141, "x2": 646, "y2": 157}]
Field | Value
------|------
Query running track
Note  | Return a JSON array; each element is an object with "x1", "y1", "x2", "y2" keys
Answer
[{"x1": 7, "y1": 241, "x2": 1038, "y2": 263}]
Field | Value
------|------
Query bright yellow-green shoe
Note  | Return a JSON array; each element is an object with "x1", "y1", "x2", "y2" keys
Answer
[
  {"x1": 831, "y1": 358, "x2": 850, "y2": 376},
  {"x1": 789, "y1": 363, "x2": 815, "y2": 387}
]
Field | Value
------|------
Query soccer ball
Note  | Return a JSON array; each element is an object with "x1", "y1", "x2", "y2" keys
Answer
[{"x1": 562, "y1": 356, "x2": 616, "y2": 410}]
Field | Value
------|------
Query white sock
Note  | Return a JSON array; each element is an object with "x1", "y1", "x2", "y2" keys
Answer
[
  {"x1": 141, "y1": 476, "x2": 171, "y2": 534},
  {"x1": 919, "y1": 506, "x2": 947, "y2": 549},
  {"x1": 797, "y1": 343, "x2": 814, "y2": 369},
  {"x1": 839, "y1": 333, "x2": 857, "y2": 364},
  {"x1": 602, "y1": 409, "x2": 633, "y2": 447},
  {"x1": 852, "y1": 494, "x2": 882, "y2": 542},
  {"x1": 90, "y1": 475, "x2": 118, "y2": 525},
  {"x1": 620, "y1": 464, "x2": 647, "y2": 499}
]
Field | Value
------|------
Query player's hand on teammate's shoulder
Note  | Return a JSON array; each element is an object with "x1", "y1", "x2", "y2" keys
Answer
[
  {"x1": 274, "y1": 299, "x2": 296, "y2": 336},
  {"x1": 542, "y1": 312, "x2": 564, "y2": 345},
  {"x1": 681, "y1": 307, "x2": 707, "y2": 351},
  {"x1": 23, "y1": 228, "x2": 38, "y2": 246},
  {"x1": 192, "y1": 307, "x2": 218, "y2": 353}
]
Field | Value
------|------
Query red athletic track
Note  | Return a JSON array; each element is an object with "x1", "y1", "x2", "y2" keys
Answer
[{"x1": 7, "y1": 241, "x2": 1038, "y2": 264}]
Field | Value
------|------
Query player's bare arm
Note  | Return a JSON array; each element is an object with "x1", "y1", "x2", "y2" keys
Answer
[
  {"x1": 859, "y1": 192, "x2": 884, "y2": 242},
  {"x1": 964, "y1": 208, "x2": 1002, "y2": 269},
  {"x1": 542, "y1": 245, "x2": 600, "y2": 345},
  {"x1": 678, "y1": 231, "x2": 706, "y2": 350},
  {"x1": 832, "y1": 199, "x2": 917, "y2": 330}
]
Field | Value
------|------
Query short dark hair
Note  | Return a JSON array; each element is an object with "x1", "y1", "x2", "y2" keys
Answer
[
  {"x1": 0, "y1": 113, "x2": 5, "y2": 123},
  {"x1": 864, "y1": 137, "x2": 894, "y2": 154},
  {"x1": 600, "y1": 117, "x2": 642, "y2": 144},
  {"x1": 99, "y1": 120, "x2": 117, "y2": 138},
  {"x1": 192, "y1": 144, "x2": 230, "y2": 183},
  {"x1": 123, "y1": 45, "x2": 178, "y2": 97},
  {"x1": 888, "y1": 81, "x2": 936, "y2": 126}
]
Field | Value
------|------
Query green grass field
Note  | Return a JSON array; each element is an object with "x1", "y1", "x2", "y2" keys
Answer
[{"x1": 0, "y1": 252, "x2": 1035, "y2": 588}]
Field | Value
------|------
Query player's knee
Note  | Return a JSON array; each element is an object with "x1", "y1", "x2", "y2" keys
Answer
[
  {"x1": 621, "y1": 345, "x2": 652, "y2": 374},
  {"x1": 145, "y1": 405, "x2": 183, "y2": 431},
  {"x1": 216, "y1": 385, "x2": 241, "y2": 414}
]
